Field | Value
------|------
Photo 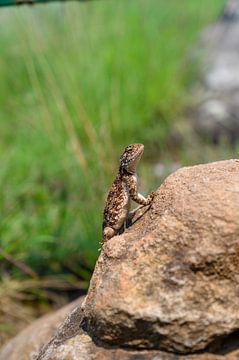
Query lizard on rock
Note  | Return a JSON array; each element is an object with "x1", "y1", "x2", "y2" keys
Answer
[
  {"x1": 80, "y1": 144, "x2": 155, "y2": 311},
  {"x1": 101, "y1": 143, "x2": 155, "y2": 246}
]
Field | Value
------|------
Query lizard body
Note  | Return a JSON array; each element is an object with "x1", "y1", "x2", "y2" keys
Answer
[{"x1": 102, "y1": 143, "x2": 154, "y2": 244}]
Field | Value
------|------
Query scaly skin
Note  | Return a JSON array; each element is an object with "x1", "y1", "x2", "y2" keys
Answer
[{"x1": 102, "y1": 143, "x2": 155, "y2": 245}]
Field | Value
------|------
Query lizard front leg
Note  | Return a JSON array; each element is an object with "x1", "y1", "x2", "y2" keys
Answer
[{"x1": 125, "y1": 175, "x2": 155, "y2": 206}]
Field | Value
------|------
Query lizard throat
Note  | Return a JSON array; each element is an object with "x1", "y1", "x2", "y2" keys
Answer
[
  {"x1": 120, "y1": 167, "x2": 135, "y2": 176},
  {"x1": 125, "y1": 168, "x2": 135, "y2": 175},
  {"x1": 127, "y1": 154, "x2": 143, "y2": 173}
]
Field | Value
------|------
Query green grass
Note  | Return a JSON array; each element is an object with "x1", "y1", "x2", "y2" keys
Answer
[{"x1": 0, "y1": 0, "x2": 224, "y2": 281}]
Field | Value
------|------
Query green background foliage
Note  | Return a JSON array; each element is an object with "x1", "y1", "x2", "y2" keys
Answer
[{"x1": 0, "y1": 0, "x2": 225, "y2": 307}]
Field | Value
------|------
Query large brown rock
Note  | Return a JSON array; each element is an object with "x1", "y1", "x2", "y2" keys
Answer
[
  {"x1": 3, "y1": 160, "x2": 239, "y2": 360},
  {"x1": 83, "y1": 159, "x2": 239, "y2": 354}
]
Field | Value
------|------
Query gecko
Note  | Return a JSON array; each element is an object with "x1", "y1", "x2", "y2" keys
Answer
[{"x1": 101, "y1": 143, "x2": 155, "y2": 246}]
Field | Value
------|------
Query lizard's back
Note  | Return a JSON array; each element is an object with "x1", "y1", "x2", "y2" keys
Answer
[{"x1": 103, "y1": 173, "x2": 130, "y2": 229}]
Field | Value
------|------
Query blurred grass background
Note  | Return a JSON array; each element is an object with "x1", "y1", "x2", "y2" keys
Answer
[{"x1": 0, "y1": 0, "x2": 229, "y2": 343}]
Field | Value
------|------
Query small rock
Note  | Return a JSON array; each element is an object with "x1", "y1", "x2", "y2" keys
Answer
[{"x1": 0, "y1": 298, "x2": 82, "y2": 360}]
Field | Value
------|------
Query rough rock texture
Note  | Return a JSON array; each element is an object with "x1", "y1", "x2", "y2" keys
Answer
[
  {"x1": 83, "y1": 159, "x2": 239, "y2": 354},
  {"x1": 38, "y1": 329, "x2": 229, "y2": 360},
  {"x1": 0, "y1": 298, "x2": 82, "y2": 360},
  {"x1": 3, "y1": 160, "x2": 239, "y2": 360},
  {"x1": 2, "y1": 301, "x2": 230, "y2": 360},
  {"x1": 194, "y1": 0, "x2": 239, "y2": 144}
]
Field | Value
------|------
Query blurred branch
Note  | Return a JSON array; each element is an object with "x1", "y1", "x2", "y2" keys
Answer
[
  {"x1": 0, "y1": 0, "x2": 94, "y2": 6},
  {"x1": 0, "y1": 247, "x2": 38, "y2": 278}
]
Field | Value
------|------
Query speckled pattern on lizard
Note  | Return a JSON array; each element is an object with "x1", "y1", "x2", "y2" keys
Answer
[{"x1": 102, "y1": 143, "x2": 155, "y2": 246}]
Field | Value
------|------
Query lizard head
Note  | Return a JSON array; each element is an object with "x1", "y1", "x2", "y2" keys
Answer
[{"x1": 119, "y1": 143, "x2": 144, "y2": 174}]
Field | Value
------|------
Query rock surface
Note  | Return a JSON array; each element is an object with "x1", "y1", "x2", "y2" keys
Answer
[
  {"x1": 37, "y1": 329, "x2": 228, "y2": 360},
  {"x1": 83, "y1": 159, "x2": 239, "y2": 354}
]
